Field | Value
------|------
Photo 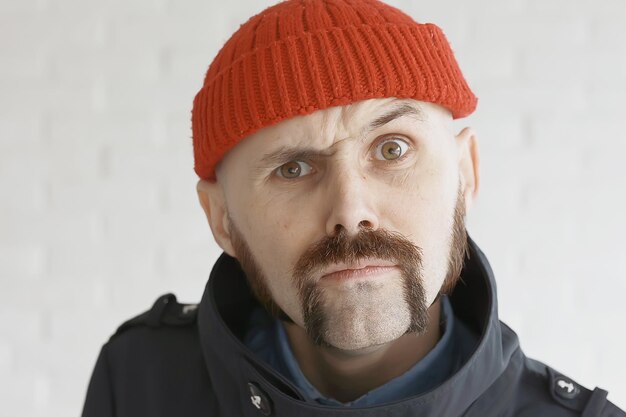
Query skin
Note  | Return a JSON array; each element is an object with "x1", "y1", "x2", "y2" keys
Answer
[{"x1": 196, "y1": 97, "x2": 480, "y2": 402}]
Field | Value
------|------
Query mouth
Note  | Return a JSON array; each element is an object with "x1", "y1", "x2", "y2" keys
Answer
[{"x1": 320, "y1": 259, "x2": 399, "y2": 282}]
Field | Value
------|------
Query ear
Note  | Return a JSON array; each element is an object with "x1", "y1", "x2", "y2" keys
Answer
[
  {"x1": 196, "y1": 179, "x2": 236, "y2": 257},
  {"x1": 455, "y1": 127, "x2": 480, "y2": 212}
]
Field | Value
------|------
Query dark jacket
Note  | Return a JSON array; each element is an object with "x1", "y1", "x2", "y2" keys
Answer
[{"x1": 81, "y1": 235, "x2": 625, "y2": 416}]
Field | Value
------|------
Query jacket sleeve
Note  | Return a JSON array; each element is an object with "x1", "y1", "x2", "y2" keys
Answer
[{"x1": 81, "y1": 343, "x2": 115, "y2": 417}]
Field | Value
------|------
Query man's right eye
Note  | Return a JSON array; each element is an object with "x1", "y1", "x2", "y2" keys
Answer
[{"x1": 276, "y1": 160, "x2": 313, "y2": 179}]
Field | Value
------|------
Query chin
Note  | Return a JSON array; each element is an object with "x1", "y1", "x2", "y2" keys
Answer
[
  {"x1": 326, "y1": 338, "x2": 395, "y2": 355},
  {"x1": 321, "y1": 318, "x2": 410, "y2": 352}
]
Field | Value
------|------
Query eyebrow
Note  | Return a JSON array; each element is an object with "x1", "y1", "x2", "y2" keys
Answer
[
  {"x1": 365, "y1": 102, "x2": 423, "y2": 134},
  {"x1": 257, "y1": 102, "x2": 423, "y2": 168},
  {"x1": 258, "y1": 147, "x2": 333, "y2": 169}
]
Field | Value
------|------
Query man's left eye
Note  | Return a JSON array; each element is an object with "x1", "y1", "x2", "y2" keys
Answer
[{"x1": 374, "y1": 137, "x2": 410, "y2": 161}]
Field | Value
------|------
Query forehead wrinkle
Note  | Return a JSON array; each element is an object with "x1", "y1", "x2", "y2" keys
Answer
[
  {"x1": 318, "y1": 100, "x2": 426, "y2": 146},
  {"x1": 313, "y1": 100, "x2": 426, "y2": 148}
]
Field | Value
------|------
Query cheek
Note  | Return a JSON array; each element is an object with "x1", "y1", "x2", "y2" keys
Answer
[
  {"x1": 245, "y1": 205, "x2": 305, "y2": 267},
  {"x1": 382, "y1": 158, "x2": 454, "y2": 239},
  {"x1": 379, "y1": 158, "x2": 458, "y2": 304},
  {"x1": 232, "y1": 197, "x2": 316, "y2": 323}
]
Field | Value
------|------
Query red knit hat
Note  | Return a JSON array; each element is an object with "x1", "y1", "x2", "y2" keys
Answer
[{"x1": 191, "y1": 0, "x2": 477, "y2": 180}]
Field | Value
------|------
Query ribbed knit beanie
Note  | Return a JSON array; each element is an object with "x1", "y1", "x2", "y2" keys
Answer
[{"x1": 192, "y1": 0, "x2": 477, "y2": 180}]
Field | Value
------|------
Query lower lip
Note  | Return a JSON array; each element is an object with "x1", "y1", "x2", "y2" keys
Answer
[{"x1": 321, "y1": 266, "x2": 399, "y2": 282}]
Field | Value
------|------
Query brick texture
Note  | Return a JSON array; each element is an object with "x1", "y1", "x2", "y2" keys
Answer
[{"x1": 1, "y1": 0, "x2": 624, "y2": 414}]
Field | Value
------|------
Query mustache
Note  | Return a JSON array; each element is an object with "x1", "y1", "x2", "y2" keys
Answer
[
  {"x1": 292, "y1": 228, "x2": 423, "y2": 286},
  {"x1": 293, "y1": 228, "x2": 427, "y2": 345}
]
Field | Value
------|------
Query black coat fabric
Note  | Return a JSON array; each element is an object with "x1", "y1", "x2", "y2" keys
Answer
[{"x1": 81, "y1": 235, "x2": 625, "y2": 416}]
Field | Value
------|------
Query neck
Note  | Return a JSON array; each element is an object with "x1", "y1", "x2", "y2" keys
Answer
[{"x1": 282, "y1": 298, "x2": 442, "y2": 403}]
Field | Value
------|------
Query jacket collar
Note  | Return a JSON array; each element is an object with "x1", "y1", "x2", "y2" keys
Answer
[{"x1": 197, "y1": 233, "x2": 520, "y2": 416}]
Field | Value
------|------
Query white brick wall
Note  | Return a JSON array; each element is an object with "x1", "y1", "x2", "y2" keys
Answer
[{"x1": 1, "y1": 0, "x2": 624, "y2": 414}]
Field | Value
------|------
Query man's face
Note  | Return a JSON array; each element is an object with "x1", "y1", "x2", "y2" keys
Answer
[{"x1": 208, "y1": 98, "x2": 476, "y2": 351}]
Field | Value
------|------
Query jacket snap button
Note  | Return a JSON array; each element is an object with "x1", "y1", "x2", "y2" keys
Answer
[
  {"x1": 248, "y1": 382, "x2": 272, "y2": 415},
  {"x1": 554, "y1": 376, "x2": 579, "y2": 399}
]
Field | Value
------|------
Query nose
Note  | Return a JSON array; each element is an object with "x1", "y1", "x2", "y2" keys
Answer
[{"x1": 324, "y1": 167, "x2": 380, "y2": 237}]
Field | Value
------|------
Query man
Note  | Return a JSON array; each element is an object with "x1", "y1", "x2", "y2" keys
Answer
[{"x1": 81, "y1": 0, "x2": 625, "y2": 415}]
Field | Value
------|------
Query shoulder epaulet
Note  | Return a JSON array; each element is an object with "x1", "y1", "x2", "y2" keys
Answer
[
  {"x1": 109, "y1": 293, "x2": 199, "y2": 341},
  {"x1": 549, "y1": 367, "x2": 613, "y2": 416},
  {"x1": 542, "y1": 361, "x2": 613, "y2": 416},
  {"x1": 524, "y1": 358, "x2": 625, "y2": 416}
]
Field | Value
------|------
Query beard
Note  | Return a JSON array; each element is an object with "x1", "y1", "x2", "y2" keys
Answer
[{"x1": 229, "y1": 183, "x2": 468, "y2": 350}]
